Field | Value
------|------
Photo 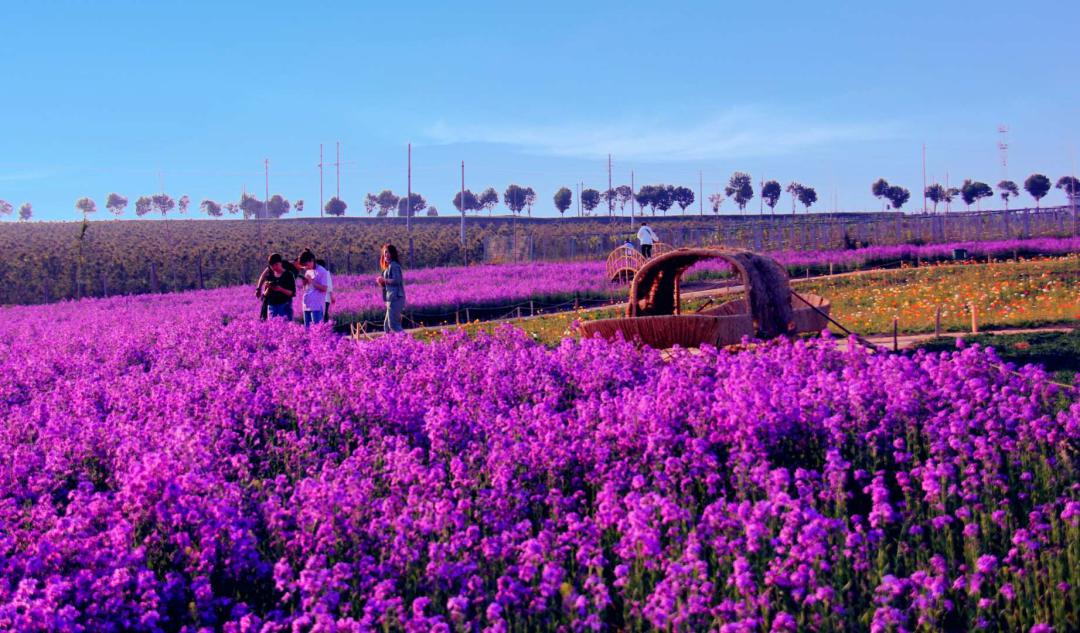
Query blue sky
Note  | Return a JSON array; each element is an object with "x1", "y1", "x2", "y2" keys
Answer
[{"x1": 2, "y1": 0, "x2": 1078, "y2": 221}]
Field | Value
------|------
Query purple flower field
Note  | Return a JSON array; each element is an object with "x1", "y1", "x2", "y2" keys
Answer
[
  {"x1": 0, "y1": 292, "x2": 1077, "y2": 630},
  {"x1": 5, "y1": 237, "x2": 1077, "y2": 330}
]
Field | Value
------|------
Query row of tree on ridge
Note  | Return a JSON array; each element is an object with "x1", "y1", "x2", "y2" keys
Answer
[{"x1": 1, "y1": 172, "x2": 1077, "y2": 222}]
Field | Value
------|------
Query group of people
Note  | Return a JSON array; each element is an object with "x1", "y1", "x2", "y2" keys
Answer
[{"x1": 255, "y1": 243, "x2": 406, "y2": 333}]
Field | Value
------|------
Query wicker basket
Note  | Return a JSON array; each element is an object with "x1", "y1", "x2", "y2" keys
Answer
[{"x1": 580, "y1": 247, "x2": 831, "y2": 349}]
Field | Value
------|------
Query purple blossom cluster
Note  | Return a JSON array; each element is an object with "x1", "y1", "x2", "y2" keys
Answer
[
  {"x1": 771, "y1": 236, "x2": 1080, "y2": 271},
  {"x1": 0, "y1": 297, "x2": 1076, "y2": 630}
]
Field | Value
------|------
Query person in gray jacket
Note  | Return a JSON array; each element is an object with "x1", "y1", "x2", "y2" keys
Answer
[{"x1": 376, "y1": 243, "x2": 406, "y2": 333}]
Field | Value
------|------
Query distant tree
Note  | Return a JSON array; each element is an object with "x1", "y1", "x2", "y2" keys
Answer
[
  {"x1": 708, "y1": 192, "x2": 725, "y2": 214},
  {"x1": 376, "y1": 190, "x2": 399, "y2": 217},
  {"x1": 426, "y1": 205, "x2": 438, "y2": 217},
  {"x1": 223, "y1": 202, "x2": 239, "y2": 216},
  {"x1": 18, "y1": 202, "x2": 32, "y2": 221},
  {"x1": 654, "y1": 185, "x2": 675, "y2": 215},
  {"x1": 504, "y1": 185, "x2": 528, "y2": 215},
  {"x1": 761, "y1": 180, "x2": 781, "y2": 215},
  {"x1": 152, "y1": 194, "x2": 176, "y2": 219},
  {"x1": 672, "y1": 185, "x2": 695, "y2": 214},
  {"x1": 523, "y1": 187, "x2": 536, "y2": 216},
  {"x1": 1055, "y1": 176, "x2": 1080, "y2": 204},
  {"x1": 785, "y1": 182, "x2": 803, "y2": 214},
  {"x1": 635, "y1": 185, "x2": 656, "y2": 215},
  {"x1": 553, "y1": 187, "x2": 573, "y2": 216},
  {"x1": 324, "y1": 196, "x2": 348, "y2": 217},
  {"x1": 478, "y1": 187, "x2": 499, "y2": 215},
  {"x1": 397, "y1": 192, "x2": 427, "y2": 217},
  {"x1": 75, "y1": 197, "x2": 97, "y2": 219},
  {"x1": 363, "y1": 193, "x2": 378, "y2": 215},
  {"x1": 871, "y1": 178, "x2": 890, "y2": 210},
  {"x1": 453, "y1": 189, "x2": 479, "y2": 214},
  {"x1": 135, "y1": 196, "x2": 153, "y2": 217},
  {"x1": 238, "y1": 193, "x2": 263, "y2": 219},
  {"x1": 885, "y1": 185, "x2": 910, "y2": 211},
  {"x1": 997, "y1": 180, "x2": 1019, "y2": 210},
  {"x1": 178, "y1": 195, "x2": 191, "y2": 215},
  {"x1": 960, "y1": 180, "x2": 993, "y2": 210},
  {"x1": 581, "y1": 188, "x2": 601, "y2": 215},
  {"x1": 615, "y1": 185, "x2": 633, "y2": 213},
  {"x1": 294, "y1": 200, "x2": 304, "y2": 214},
  {"x1": 1024, "y1": 173, "x2": 1051, "y2": 209},
  {"x1": 267, "y1": 194, "x2": 290, "y2": 218},
  {"x1": 200, "y1": 199, "x2": 223, "y2": 217},
  {"x1": 0, "y1": 200, "x2": 11, "y2": 218},
  {"x1": 925, "y1": 184, "x2": 945, "y2": 213},
  {"x1": 601, "y1": 189, "x2": 616, "y2": 215},
  {"x1": 797, "y1": 185, "x2": 818, "y2": 214},
  {"x1": 106, "y1": 193, "x2": 128, "y2": 216},
  {"x1": 943, "y1": 187, "x2": 960, "y2": 213},
  {"x1": 724, "y1": 172, "x2": 754, "y2": 213}
]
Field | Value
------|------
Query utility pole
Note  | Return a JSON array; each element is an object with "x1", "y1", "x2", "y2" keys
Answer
[
  {"x1": 945, "y1": 171, "x2": 950, "y2": 214},
  {"x1": 577, "y1": 182, "x2": 581, "y2": 217},
  {"x1": 630, "y1": 170, "x2": 635, "y2": 229},
  {"x1": 460, "y1": 160, "x2": 466, "y2": 264},
  {"x1": 922, "y1": 144, "x2": 927, "y2": 214},
  {"x1": 407, "y1": 143, "x2": 413, "y2": 265},
  {"x1": 998, "y1": 125, "x2": 1009, "y2": 181},
  {"x1": 758, "y1": 175, "x2": 763, "y2": 215},
  {"x1": 318, "y1": 144, "x2": 324, "y2": 218},
  {"x1": 264, "y1": 158, "x2": 269, "y2": 220},
  {"x1": 335, "y1": 142, "x2": 341, "y2": 199},
  {"x1": 608, "y1": 154, "x2": 613, "y2": 217},
  {"x1": 700, "y1": 171, "x2": 704, "y2": 215}
]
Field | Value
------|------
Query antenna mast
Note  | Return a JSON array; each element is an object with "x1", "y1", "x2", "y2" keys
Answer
[{"x1": 998, "y1": 125, "x2": 1009, "y2": 181}]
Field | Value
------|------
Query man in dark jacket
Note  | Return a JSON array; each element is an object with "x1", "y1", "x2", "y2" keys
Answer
[{"x1": 255, "y1": 253, "x2": 297, "y2": 320}]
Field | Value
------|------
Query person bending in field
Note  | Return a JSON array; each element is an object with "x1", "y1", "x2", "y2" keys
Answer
[
  {"x1": 297, "y1": 249, "x2": 330, "y2": 327},
  {"x1": 256, "y1": 253, "x2": 297, "y2": 320},
  {"x1": 316, "y1": 258, "x2": 335, "y2": 323},
  {"x1": 637, "y1": 221, "x2": 658, "y2": 258},
  {"x1": 376, "y1": 243, "x2": 406, "y2": 333}
]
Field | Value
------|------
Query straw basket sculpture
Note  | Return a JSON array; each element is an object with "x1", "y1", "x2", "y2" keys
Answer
[{"x1": 579, "y1": 247, "x2": 831, "y2": 349}]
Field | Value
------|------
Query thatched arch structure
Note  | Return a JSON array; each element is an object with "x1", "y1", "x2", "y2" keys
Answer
[
  {"x1": 579, "y1": 247, "x2": 830, "y2": 349},
  {"x1": 628, "y1": 248, "x2": 794, "y2": 339}
]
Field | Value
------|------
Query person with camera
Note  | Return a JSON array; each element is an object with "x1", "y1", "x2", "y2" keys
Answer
[
  {"x1": 297, "y1": 249, "x2": 330, "y2": 327},
  {"x1": 255, "y1": 253, "x2": 297, "y2": 320}
]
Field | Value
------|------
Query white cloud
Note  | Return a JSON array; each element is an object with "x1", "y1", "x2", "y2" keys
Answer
[{"x1": 423, "y1": 107, "x2": 897, "y2": 162}]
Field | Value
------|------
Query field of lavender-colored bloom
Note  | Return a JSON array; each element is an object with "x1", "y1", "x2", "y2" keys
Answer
[
  {"x1": 0, "y1": 294, "x2": 1077, "y2": 630},
  {"x1": 6, "y1": 235, "x2": 1074, "y2": 338}
]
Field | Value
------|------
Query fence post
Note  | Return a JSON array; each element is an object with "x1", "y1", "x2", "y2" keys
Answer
[
  {"x1": 465, "y1": 307, "x2": 470, "y2": 322},
  {"x1": 970, "y1": 303, "x2": 978, "y2": 334},
  {"x1": 893, "y1": 316, "x2": 899, "y2": 352},
  {"x1": 934, "y1": 305, "x2": 942, "y2": 337},
  {"x1": 530, "y1": 300, "x2": 535, "y2": 316}
]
